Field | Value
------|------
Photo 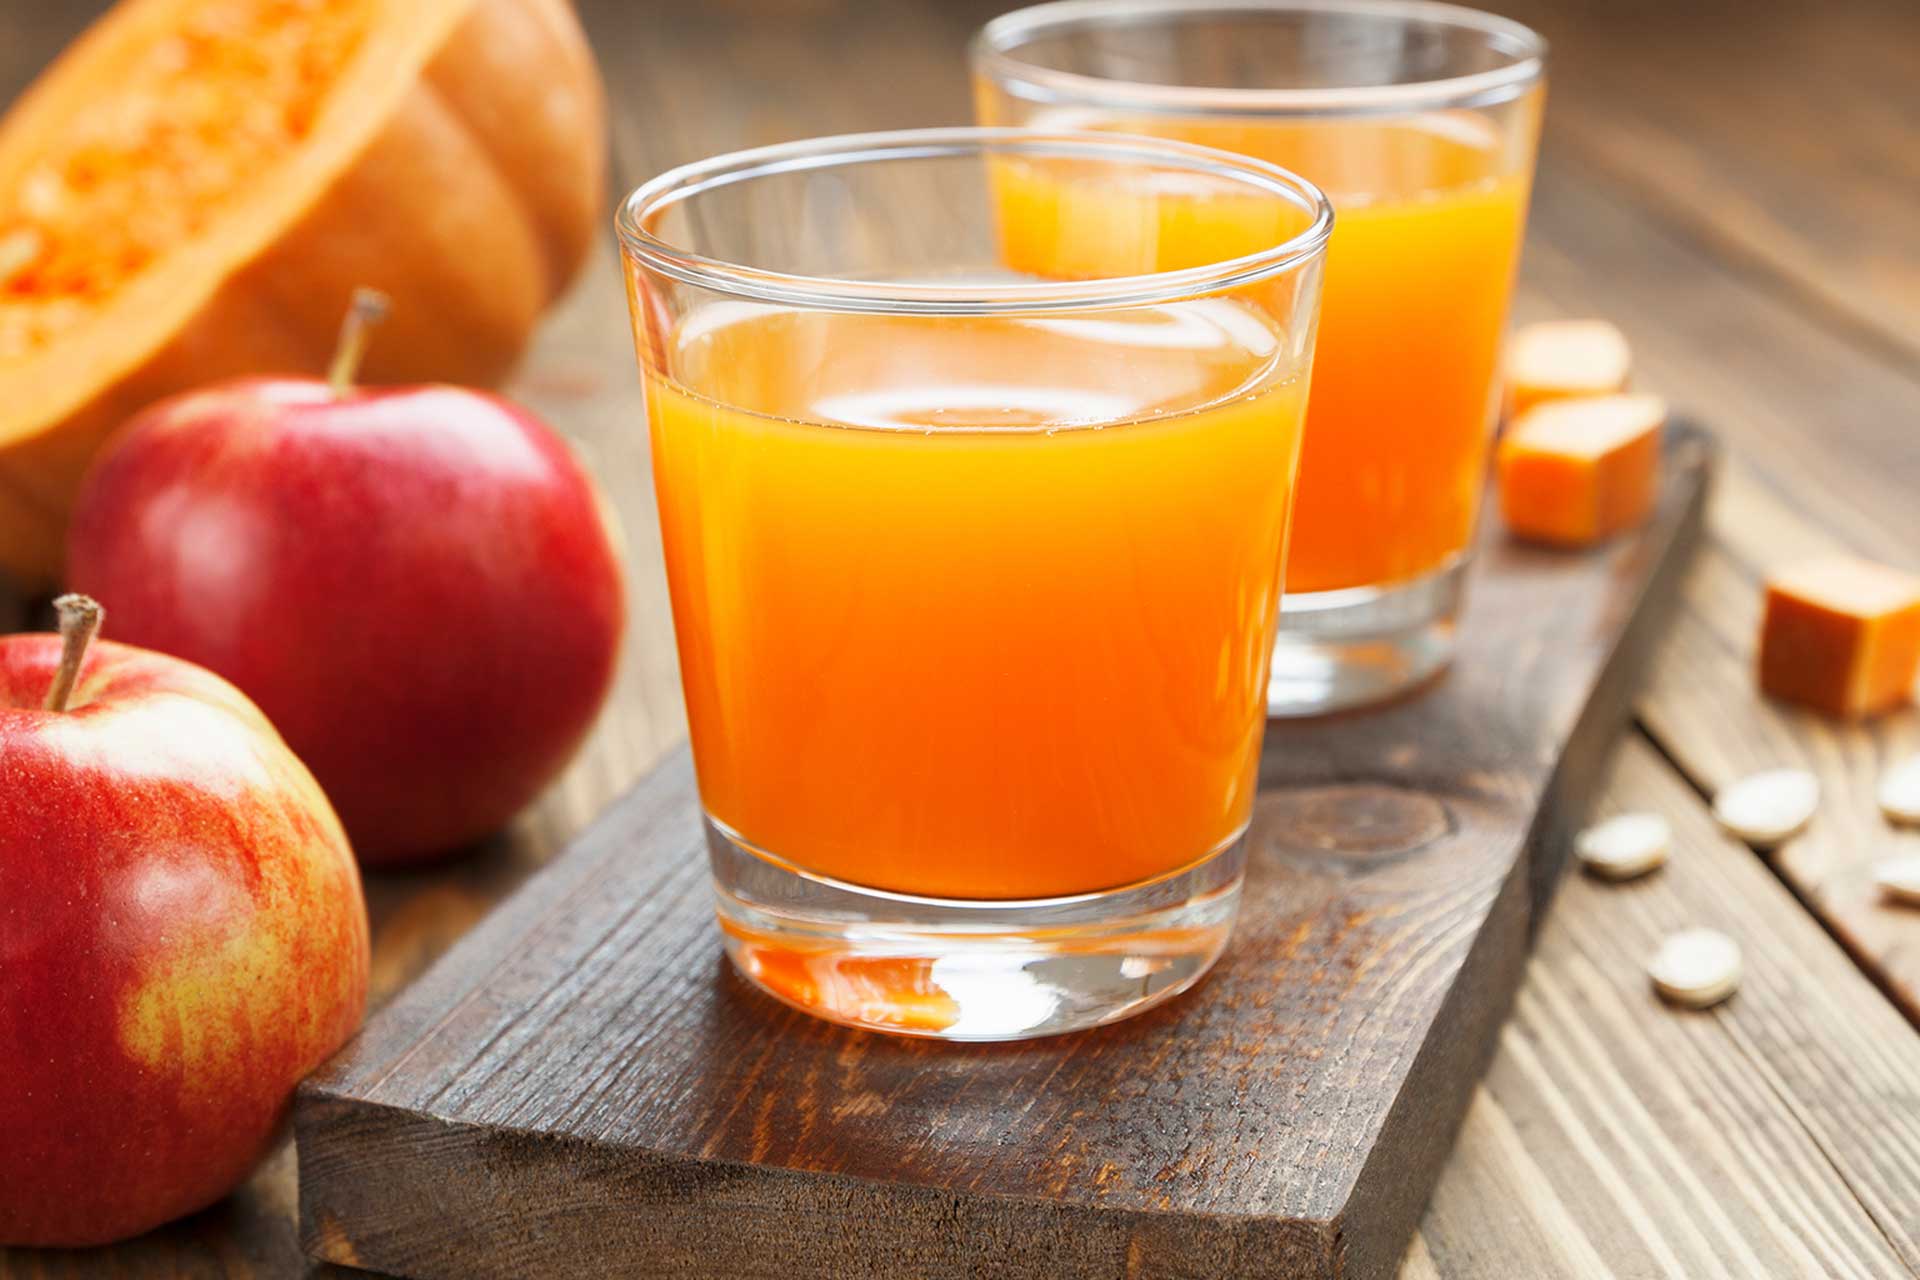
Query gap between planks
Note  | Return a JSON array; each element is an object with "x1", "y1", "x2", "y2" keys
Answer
[
  {"x1": 1402, "y1": 735, "x2": 1920, "y2": 1279},
  {"x1": 1514, "y1": 156, "x2": 1920, "y2": 1031},
  {"x1": 1632, "y1": 468, "x2": 1920, "y2": 1027}
]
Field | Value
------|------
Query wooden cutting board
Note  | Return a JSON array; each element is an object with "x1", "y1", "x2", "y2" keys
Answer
[{"x1": 296, "y1": 428, "x2": 1710, "y2": 1280}]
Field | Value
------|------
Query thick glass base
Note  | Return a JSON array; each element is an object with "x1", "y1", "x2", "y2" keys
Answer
[
  {"x1": 707, "y1": 816, "x2": 1245, "y2": 1041},
  {"x1": 1267, "y1": 557, "x2": 1466, "y2": 717}
]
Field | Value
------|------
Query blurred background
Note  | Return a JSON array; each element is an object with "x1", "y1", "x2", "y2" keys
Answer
[{"x1": 5, "y1": 0, "x2": 1913, "y2": 348}]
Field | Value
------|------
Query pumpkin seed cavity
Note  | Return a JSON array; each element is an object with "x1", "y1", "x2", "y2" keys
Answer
[{"x1": 0, "y1": 0, "x2": 375, "y2": 359}]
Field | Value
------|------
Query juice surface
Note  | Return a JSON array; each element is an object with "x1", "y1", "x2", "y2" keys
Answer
[
  {"x1": 644, "y1": 300, "x2": 1305, "y2": 899},
  {"x1": 995, "y1": 109, "x2": 1537, "y2": 593}
]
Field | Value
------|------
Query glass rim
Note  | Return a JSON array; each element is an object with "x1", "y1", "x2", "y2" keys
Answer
[
  {"x1": 973, "y1": 0, "x2": 1548, "y2": 118},
  {"x1": 615, "y1": 126, "x2": 1333, "y2": 316}
]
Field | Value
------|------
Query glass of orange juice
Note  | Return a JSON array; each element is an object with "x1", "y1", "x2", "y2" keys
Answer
[
  {"x1": 975, "y1": 1, "x2": 1547, "y2": 714},
  {"x1": 618, "y1": 129, "x2": 1330, "y2": 1039}
]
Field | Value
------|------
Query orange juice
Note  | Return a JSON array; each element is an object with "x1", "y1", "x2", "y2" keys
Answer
[
  {"x1": 991, "y1": 112, "x2": 1536, "y2": 592},
  {"x1": 642, "y1": 300, "x2": 1306, "y2": 900}
]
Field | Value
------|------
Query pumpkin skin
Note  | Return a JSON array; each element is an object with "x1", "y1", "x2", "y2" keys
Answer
[{"x1": 0, "y1": 0, "x2": 607, "y2": 587}]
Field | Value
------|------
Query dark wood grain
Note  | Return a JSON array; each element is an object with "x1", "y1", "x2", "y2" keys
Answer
[{"x1": 291, "y1": 434, "x2": 1708, "y2": 1280}]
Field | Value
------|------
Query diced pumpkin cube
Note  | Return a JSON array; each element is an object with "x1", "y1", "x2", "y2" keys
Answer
[
  {"x1": 1507, "y1": 319, "x2": 1632, "y2": 418},
  {"x1": 1759, "y1": 556, "x2": 1920, "y2": 718},
  {"x1": 1497, "y1": 394, "x2": 1665, "y2": 547}
]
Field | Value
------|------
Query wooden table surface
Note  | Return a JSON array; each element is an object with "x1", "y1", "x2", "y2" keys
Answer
[{"x1": 4, "y1": 1, "x2": 1919, "y2": 1276}]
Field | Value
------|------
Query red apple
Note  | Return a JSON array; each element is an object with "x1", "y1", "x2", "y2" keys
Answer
[
  {"x1": 0, "y1": 596, "x2": 369, "y2": 1247},
  {"x1": 66, "y1": 291, "x2": 626, "y2": 865}
]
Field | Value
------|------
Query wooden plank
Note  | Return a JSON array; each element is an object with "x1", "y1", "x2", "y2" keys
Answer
[
  {"x1": 0, "y1": 1147, "x2": 317, "y2": 1280},
  {"x1": 579, "y1": 0, "x2": 1000, "y2": 184},
  {"x1": 292, "y1": 435, "x2": 1707, "y2": 1280},
  {"x1": 1511, "y1": 153, "x2": 1920, "y2": 1019},
  {"x1": 588, "y1": 0, "x2": 1920, "y2": 366},
  {"x1": 1496, "y1": 0, "x2": 1920, "y2": 361},
  {"x1": 1410, "y1": 737, "x2": 1920, "y2": 1278},
  {"x1": 1636, "y1": 476, "x2": 1920, "y2": 1023}
]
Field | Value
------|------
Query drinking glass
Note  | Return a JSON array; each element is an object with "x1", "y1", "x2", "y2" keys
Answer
[
  {"x1": 618, "y1": 129, "x2": 1330, "y2": 1038},
  {"x1": 974, "y1": 1, "x2": 1547, "y2": 714}
]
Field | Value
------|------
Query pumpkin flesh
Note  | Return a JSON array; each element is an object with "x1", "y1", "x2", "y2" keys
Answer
[
  {"x1": 0, "y1": 0, "x2": 379, "y2": 362},
  {"x1": 0, "y1": 0, "x2": 604, "y2": 586}
]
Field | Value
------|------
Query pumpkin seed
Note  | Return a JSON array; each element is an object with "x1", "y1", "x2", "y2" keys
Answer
[
  {"x1": 1872, "y1": 855, "x2": 1920, "y2": 906},
  {"x1": 1575, "y1": 812, "x2": 1670, "y2": 880},
  {"x1": 1648, "y1": 929, "x2": 1742, "y2": 1008},
  {"x1": 1876, "y1": 755, "x2": 1920, "y2": 826},
  {"x1": 1712, "y1": 768, "x2": 1817, "y2": 848}
]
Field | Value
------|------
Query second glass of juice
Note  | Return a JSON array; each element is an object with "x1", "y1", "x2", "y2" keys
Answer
[
  {"x1": 619, "y1": 129, "x2": 1330, "y2": 1039},
  {"x1": 975, "y1": 0, "x2": 1547, "y2": 714}
]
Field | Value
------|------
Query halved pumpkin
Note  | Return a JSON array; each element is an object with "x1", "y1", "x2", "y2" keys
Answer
[{"x1": 0, "y1": 0, "x2": 606, "y2": 585}]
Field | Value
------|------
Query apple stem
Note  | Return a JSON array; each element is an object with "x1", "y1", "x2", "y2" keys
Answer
[
  {"x1": 327, "y1": 287, "x2": 391, "y2": 396},
  {"x1": 43, "y1": 594, "x2": 103, "y2": 713}
]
